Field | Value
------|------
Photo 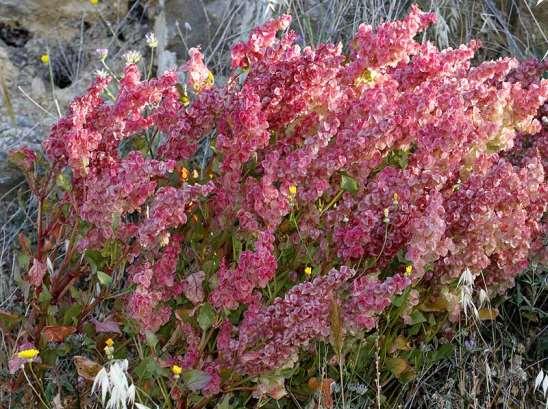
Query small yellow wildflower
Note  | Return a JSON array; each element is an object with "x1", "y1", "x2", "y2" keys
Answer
[
  {"x1": 354, "y1": 68, "x2": 378, "y2": 86},
  {"x1": 89, "y1": 0, "x2": 99, "y2": 5},
  {"x1": 40, "y1": 54, "x2": 49, "y2": 65},
  {"x1": 304, "y1": 266, "x2": 312, "y2": 276},
  {"x1": 171, "y1": 364, "x2": 182, "y2": 379},
  {"x1": 180, "y1": 167, "x2": 190, "y2": 182},
  {"x1": 192, "y1": 169, "x2": 199, "y2": 179},
  {"x1": 192, "y1": 71, "x2": 214, "y2": 93},
  {"x1": 405, "y1": 265, "x2": 413, "y2": 277},
  {"x1": 180, "y1": 93, "x2": 190, "y2": 107},
  {"x1": 393, "y1": 192, "x2": 399, "y2": 206},
  {"x1": 104, "y1": 338, "x2": 114, "y2": 359},
  {"x1": 288, "y1": 185, "x2": 297, "y2": 196},
  {"x1": 205, "y1": 71, "x2": 214, "y2": 87},
  {"x1": 17, "y1": 348, "x2": 39, "y2": 360}
]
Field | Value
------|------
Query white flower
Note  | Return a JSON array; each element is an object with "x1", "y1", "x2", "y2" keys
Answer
[
  {"x1": 92, "y1": 367, "x2": 109, "y2": 405},
  {"x1": 535, "y1": 369, "x2": 544, "y2": 391},
  {"x1": 91, "y1": 359, "x2": 149, "y2": 409},
  {"x1": 96, "y1": 48, "x2": 109, "y2": 61},
  {"x1": 145, "y1": 32, "x2": 158, "y2": 48},
  {"x1": 96, "y1": 69, "x2": 109, "y2": 78},
  {"x1": 458, "y1": 268, "x2": 475, "y2": 287},
  {"x1": 458, "y1": 268, "x2": 478, "y2": 320},
  {"x1": 478, "y1": 288, "x2": 489, "y2": 307},
  {"x1": 124, "y1": 51, "x2": 142, "y2": 65},
  {"x1": 535, "y1": 369, "x2": 548, "y2": 397}
]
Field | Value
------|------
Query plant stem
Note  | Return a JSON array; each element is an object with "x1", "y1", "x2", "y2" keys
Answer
[
  {"x1": 156, "y1": 378, "x2": 172, "y2": 409},
  {"x1": 22, "y1": 365, "x2": 51, "y2": 409},
  {"x1": 375, "y1": 335, "x2": 381, "y2": 409},
  {"x1": 339, "y1": 354, "x2": 346, "y2": 409},
  {"x1": 319, "y1": 189, "x2": 343, "y2": 217}
]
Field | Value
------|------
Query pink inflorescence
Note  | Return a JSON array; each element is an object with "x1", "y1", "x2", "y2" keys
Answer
[{"x1": 33, "y1": 4, "x2": 547, "y2": 386}]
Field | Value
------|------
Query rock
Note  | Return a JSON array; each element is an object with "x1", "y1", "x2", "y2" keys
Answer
[
  {"x1": 154, "y1": 5, "x2": 177, "y2": 75},
  {"x1": 157, "y1": 0, "x2": 276, "y2": 69},
  {"x1": 0, "y1": 43, "x2": 16, "y2": 85},
  {"x1": 0, "y1": 117, "x2": 41, "y2": 193},
  {"x1": 0, "y1": 0, "x2": 127, "y2": 43}
]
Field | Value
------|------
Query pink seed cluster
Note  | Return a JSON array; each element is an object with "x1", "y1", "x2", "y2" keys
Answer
[{"x1": 29, "y1": 5, "x2": 547, "y2": 385}]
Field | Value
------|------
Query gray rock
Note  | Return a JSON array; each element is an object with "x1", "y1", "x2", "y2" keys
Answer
[{"x1": 0, "y1": 118, "x2": 41, "y2": 193}]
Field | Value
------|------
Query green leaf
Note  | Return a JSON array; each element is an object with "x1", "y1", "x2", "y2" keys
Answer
[
  {"x1": 38, "y1": 286, "x2": 53, "y2": 303},
  {"x1": 62, "y1": 304, "x2": 82, "y2": 326},
  {"x1": 17, "y1": 253, "x2": 30, "y2": 270},
  {"x1": 96, "y1": 271, "x2": 113, "y2": 287},
  {"x1": 85, "y1": 250, "x2": 104, "y2": 274},
  {"x1": 392, "y1": 292, "x2": 409, "y2": 308},
  {"x1": 410, "y1": 310, "x2": 427, "y2": 324},
  {"x1": 386, "y1": 149, "x2": 409, "y2": 169},
  {"x1": 135, "y1": 357, "x2": 169, "y2": 380},
  {"x1": 145, "y1": 331, "x2": 158, "y2": 351},
  {"x1": 183, "y1": 369, "x2": 212, "y2": 391},
  {"x1": 340, "y1": 174, "x2": 358, "y2": 193},
  {"x1": 431, "y1": 344, "x2": 454, "y2": 363},
  {"x1": 101, "y1": 239, "x2": 122, "y2": 266},
  {"x1": 215, "y1": 394, "x2": 234, "y2": 409},
  {"x1": 203, "y1": 258, "x2": 219, "y2": 275},
  {"x1": 56, "y1": 172, "x2": 72, "y2": 192},
  {"x1": 197, "y1": 303, "x2": 216, "y2": 331},
  {"x1": 232, "y1": 236, "x2": 243, "y2": 261}
]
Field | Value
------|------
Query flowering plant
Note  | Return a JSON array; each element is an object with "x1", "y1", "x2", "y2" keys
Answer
[{"x1": 6, "y1": 5, "x2": 547, "y2": 407}]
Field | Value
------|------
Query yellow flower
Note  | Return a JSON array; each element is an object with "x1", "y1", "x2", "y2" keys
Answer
[
  {"x1": 105, "y1": 338, "x2": 114, "y2": 347},
  {"x1": 171, "y1": 365, "x2": 182, "y2": 378},
  {"x1": 354, "y1": 68, "x2": 379, "y2": 86},
  {"x1": 304, "y1": 266, "x2": 312, "y2": 276},
  {"x1": 40, "y1": 54, "x2": 49, "y2": 65},
  {"x1": 17, "y1": 348, "x2": 39, "y2": 360},
  {"x1": 205, "y1": 71, "x2": 214, "y2": 87},
  {"x1": 180, "y1": 167, "x2": 190, "y2": 182},
  {"x1": 180, "y1": 93, "x2": 190, "y2": 107},
  {"x1": 393, "y1": 192, "x2": 399, "y2": 206},
  {"x1": 89, "y1": 0, "x2": 99, "y2": 5},
  {"x1": 288, "y1": 185, "x2": 297, "y2": 196},
  {"x1": 405, "y1": 265, "x2": 413, "y2": 276}
]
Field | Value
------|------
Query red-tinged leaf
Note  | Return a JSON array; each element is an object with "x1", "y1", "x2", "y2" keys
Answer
[
  {"x1": 73, "y1": 356, "x2": 103, "y2": 381},
  {"x1": 0, "y1": 309, "x2": 21, "y2": 330},
  {"x1": 183, "y1": 271, "x2": 205, "y2": 305},
  {"x1": 386, "y1": 357, "x2": 410, "y2": 378},
  {"x1": 478, "y1": 308, "x2": 498, "y2": 321},
  {"x1": 91, "y1": 318, "x2": 122, "y2": 334},
  {"x1": 419, "y1": 296, "x2": 448, "y2": 312},
  {"x1": 28, "y1": 258, "x2": 47, "y2": 287},
  {"x1": 43, "y1": 325, "x2": 76, "y2": 342}
]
